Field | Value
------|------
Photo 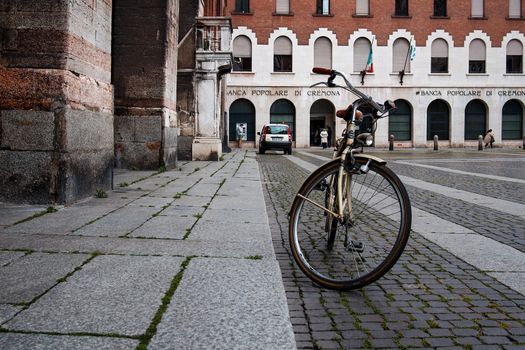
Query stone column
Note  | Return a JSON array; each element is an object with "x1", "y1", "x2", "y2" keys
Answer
[
  {"x1": 112, "y1": 0, "x2": 179, "y2": 170},
  {"x1": 0, "y1": 0, "x2": 114, "y2": 204}
]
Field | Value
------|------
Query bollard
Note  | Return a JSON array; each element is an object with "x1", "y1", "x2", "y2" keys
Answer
[
  {"x1": 478, "y1": 135, "x2": 483, "y2": 151},
  {"x1": 389, "y1": 134, "x2": 394, "y2": 151},
  {"x1": 433, "y1": 135, "x2": 439, "y2": 151}
]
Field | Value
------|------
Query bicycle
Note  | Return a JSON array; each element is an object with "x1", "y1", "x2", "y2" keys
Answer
[{"x1": 288, "y1": 67, "x2": 412, "y2": 291}]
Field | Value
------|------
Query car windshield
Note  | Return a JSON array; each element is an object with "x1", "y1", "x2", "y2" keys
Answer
[{"x1": 267, "y1": 125, "x2": 288, "y2": 134}]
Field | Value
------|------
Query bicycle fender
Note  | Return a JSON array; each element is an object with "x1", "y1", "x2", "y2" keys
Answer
[{"x1": 353, "y1": 153, "x2": 387, "y2": 165}]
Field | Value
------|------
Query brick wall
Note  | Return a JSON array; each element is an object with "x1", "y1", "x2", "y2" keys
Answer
[
  {"x1": 112, "y1": 0, "x2": 179, "y2": 170},
  {"x1": 0, "y1": 0, "x2": 114, "y2": 204},
  {"x1": 228, "y1": 0, "x2": 524, "y2": 46}
]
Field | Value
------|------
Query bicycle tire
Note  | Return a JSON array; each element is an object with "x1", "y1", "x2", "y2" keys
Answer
[{"x1": 289, "y1": 157, "x2": 411, "y2": 290}]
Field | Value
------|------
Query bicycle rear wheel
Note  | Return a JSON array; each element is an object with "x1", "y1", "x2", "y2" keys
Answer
[{"x1": 289, "y1": 158, "x2": 411, "y2": 290}]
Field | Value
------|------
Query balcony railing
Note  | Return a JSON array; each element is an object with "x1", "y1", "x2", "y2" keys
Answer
[{"x1": 195, "y1": 17, "x2": 232, "y2": 53}]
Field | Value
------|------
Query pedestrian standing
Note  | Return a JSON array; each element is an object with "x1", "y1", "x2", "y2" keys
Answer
[
  {"x1": 236, "y1": 123, "x2": 245, "y2": 148},
  {"x1": 320, "y1": 128, "x2": 328, "y2": 149},
  {"x1": 484, "y1": 129, "x2": 495, "y2": 149},
  {"x1": 326, "y1": 126, "x2": 332, "y2": 148}
]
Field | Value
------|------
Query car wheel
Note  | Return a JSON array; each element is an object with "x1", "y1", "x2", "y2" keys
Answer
[
  {"x1": 288, "y1": 147, "x2": 292, "y2": 155},
  {"x1": 259, "y1": 147, "x2": 265, "y2": 154}
]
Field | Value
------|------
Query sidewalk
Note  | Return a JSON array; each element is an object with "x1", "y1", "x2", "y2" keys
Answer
[{"x1": 0, "y1": 150, "x2": 296, "y2": 349}]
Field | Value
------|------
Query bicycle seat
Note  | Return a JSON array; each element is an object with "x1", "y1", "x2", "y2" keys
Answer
[{"x1": 336, "y1": 104, "x2": 362, "y2": 122}]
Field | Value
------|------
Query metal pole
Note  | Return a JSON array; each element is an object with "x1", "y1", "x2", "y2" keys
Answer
[
  {"x1": 433, "y1": 135, "x2": 438, "y2": 151},
  {"x1": 389, "y1": 134, "x2": 394, "y2": 151},
  {"x1": 478, "y1": 135, "x2": 483, "y2": 151}
]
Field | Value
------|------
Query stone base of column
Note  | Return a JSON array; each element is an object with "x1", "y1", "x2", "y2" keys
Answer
[{"x1": 192, "y1": 137, "x2": 222, "y2": 161}]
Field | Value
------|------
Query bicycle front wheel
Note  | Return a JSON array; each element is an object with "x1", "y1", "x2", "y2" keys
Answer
[{"x1": 289, "y1": 158, "x2": 411, "y2": 290}]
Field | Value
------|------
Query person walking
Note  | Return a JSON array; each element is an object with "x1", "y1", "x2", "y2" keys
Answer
[
  {"x1": 484, "y1": 129, "x2": 495, "y2": 149},
  {"x1": 320, "y1": 128, "x2": 328, "y2": 149}
]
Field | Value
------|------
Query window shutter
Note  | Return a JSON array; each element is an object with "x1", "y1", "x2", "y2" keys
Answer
[
  {"x1": 393, "y1": 38, "x2": 410, "y2": 72},
  {"x1": 356, "y1": 0, "x2": 369, "y2": 15},
  {"x1": 471, "y1": 0, "x2": 483, "y2": 17},
  {"x1": 353, "y1": 38, "x2": 370, "y2": 72},
  {"x1": 275, "y1": 37, "x2": 292, "y2": 55},
  {"x1": 233, "y1": 36, "x2": 252, "y2": 57},
  {"x1": 509, "y1": 0, "x2": 521, "y2": 17},
  {"x1": 314, "y1": 37, "x2": 332, "y2": 68},
  {"x1": 431, "y1": 39, "x2": 448, "y2": 58},
  {"x1": 276, "y1": 0, "x2": 289, "y2": 14},
  {"x1": 469, "y1": 39, "x2": 486, "y2": 60},
  {"x1": 508, "y1": 39, "x2": 523, "y2": 55}
]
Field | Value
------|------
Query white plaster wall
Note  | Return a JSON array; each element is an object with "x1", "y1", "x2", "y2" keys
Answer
[{"x1": 226, "y1": 28, "x2": 525, "y2": 148}]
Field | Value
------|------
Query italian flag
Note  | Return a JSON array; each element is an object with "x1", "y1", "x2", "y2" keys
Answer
[{"x1": 366, "y1": 46, "x2": 374, "y2": 73}]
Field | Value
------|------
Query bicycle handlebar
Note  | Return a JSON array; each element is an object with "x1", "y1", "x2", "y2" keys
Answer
[{"x1": 312, "y1": 67, "x2": 387, "y2": 114}]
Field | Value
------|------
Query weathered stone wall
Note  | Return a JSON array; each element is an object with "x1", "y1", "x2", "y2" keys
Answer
[
  {"x1": 112, "y1": 0, "x2": 179, "y2": 170},
  {"x1": 0, "y1": 0, "x2": 114, "y2": 204}
]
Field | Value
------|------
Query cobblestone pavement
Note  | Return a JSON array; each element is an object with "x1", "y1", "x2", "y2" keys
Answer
[{"x1": 259, "y1": 149, "x2": 525, "y2": 350}]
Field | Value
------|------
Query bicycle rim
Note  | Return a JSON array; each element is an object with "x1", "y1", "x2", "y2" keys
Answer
[{"x1": 289, "y1": 158, "x2": 411, "y2": 290}]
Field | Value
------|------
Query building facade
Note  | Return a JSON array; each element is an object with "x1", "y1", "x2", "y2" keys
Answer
[{"x1": 226, "y1": 0, "x2": 525, "y2": 149}]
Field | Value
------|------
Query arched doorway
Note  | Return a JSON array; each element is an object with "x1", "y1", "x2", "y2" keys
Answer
[
  {"x1": 389, "y1": 99, "x2": 412, "y2": 141},
  {"x1": 427, "y1": 100, "x2": 450, "y2": 140},
  {"x1": 229, "y1": 99, "x2": 255, "y2": 143},
  {"x1": 502, "y1": 100, "x2": 524, "y2": 140},
  {"x1": 464, "y1": 99, "x2": 487, "y2": 140},
  {"x1": 310, "y1": 99, "x2": 335, "y2": 146},
  {"x1": 270, "y1": 99, "x2": 296, "y2": 140}
]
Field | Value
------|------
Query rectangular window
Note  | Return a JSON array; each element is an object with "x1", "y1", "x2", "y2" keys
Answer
[
  {"x1": 233, "y1": 57, "x2": 252, "y2": 72},
  {"x1": 356, "y1": 0, "x2": 369, "y2": 15},
  {"x1": 395, "y1": 0, "x2": 409, "y2": 16},
  {"x1": 469, "y1": 61, "x2": 486, "y2": 73},
  {"x1": 471, "y1": 0, "x2": 484, "y2": 17},
  {"x1": 507, "y1": 55, "x2": 523, "y2": 73},
  {"x1": 235, "y1": 0, "x2": 250, "y2": 13},
  {"x1": 431, "y1": 58, "x2": 448, "y2": 73},
  {"x1": 509, "y1": 0, "x2": 522, "y2": 18},
  {"x1": 276, "y1": 0, "x2": 290, "y2": 14},
  {"x1": 433, "y1": 0, "x2": 447, "y2": 16},
  {"x1": 274, "y1": 55, "x2": 293, "y2": 72},
  {"x1": 316, "y1": 0, "x2": 330, "y2": 15}
]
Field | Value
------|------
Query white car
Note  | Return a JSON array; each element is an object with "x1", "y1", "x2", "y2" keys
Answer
[{"x1": 257, "y1": 123, "x2": 292, "y2": 155}]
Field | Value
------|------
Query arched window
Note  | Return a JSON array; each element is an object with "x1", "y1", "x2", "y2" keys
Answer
[
  {"x1": 502, "y1": 100, "x2": 524, "y2": 140},
  {"x1": 464, "y1": 100, "x2": 487, "y2": 140},
  {"x1": 507, "y1": 39, "x2": 523, "y2": 73},
  {"x1": 353, "y1": 37, "x2": 371, "y2": 72},
  {"x1": 389, "y1": 100, "x2": 412, "y2": 141},
  {"x1": 392, "y1": 38, "x2": 410, "y2": 73},
  {"x1": 431, "y1": 39, "x2": 448, "y2": 73},
  {"x1": 314, "y1": 37, "x2": 332, "y2": 69},
  {"x1": 270, "y1": 99, "x2": 296, "y2": 139},
  {"x1": 469, "y1": 39, "x2": 486, "y2": 73},
  {"x1": 233, "y1": 36, "x2": 252, "y2": 72},
  {"x1": 229, "y1": 99, "x2": 256, "y2": 142},
  {"x1": 274, "y1": 36, "x2": 293, "y2": 72},
  {"x1": 427, "y1": 100, "x2": 450, "y2": 140}
]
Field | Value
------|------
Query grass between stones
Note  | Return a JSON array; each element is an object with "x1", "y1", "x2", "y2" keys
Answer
[
  {"x1": 12, "y1": 206, "x2": 58, "y2": 226},
  {"x1": 136, "y1": 256, "x2": 193, "y2": 350}
]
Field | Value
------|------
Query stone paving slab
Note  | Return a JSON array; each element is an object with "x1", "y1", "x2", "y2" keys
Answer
[
  {"x1": 0, "y1": 304, "x2": 22, "y2": 324},
  {"x1": 0, "y1": 233, "x2": 274, "y2": 259},
  {"x1": 209, "y1": 195, "x2": 267, "y2": 211},
  {"x1": 185, "y1": 183, "x2": 221, "y2": 197},
  {"x1": 128, "y1": 195, "x2": 173, "y2": 208},
  {"x1": 0, "y1": 204, "x2": 48, "y2": 227},
  {"x1": 0, "y1": 333, "x2": 138, "y2": 350},
  {"x1": 165, "y1": 195, "x2": 211, "y2": 208},
  {"x1": 0, "y1": 252, "x2": 89, "y2": 304},
  {"x1": 187, "y1": 220, "x2": 271, "y2": 244},
  {"x1": 201, "y1": 208, "x2": 269, "y2": 224},
  {"x1": 0, "y1": 251, "x2": 25, "y2": 266},
  {"x1": 129, "y1": 214, "x2": 196, "y2": 239},
  {"x1": 5, "y1": 255, "x2": 184, "y2": 336},
  {"x1": 73, "y1": 206, "x2": 160, "y2": 237},
  {"x1": 149, "y1": 258, "x2": 296, "y2": 350},
  {"x1": 217, "y1": 179, "x2": 263, "y2": 197},
  {"x1": 113, "y1": 169, "x2": 157, "y2": 186}
]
